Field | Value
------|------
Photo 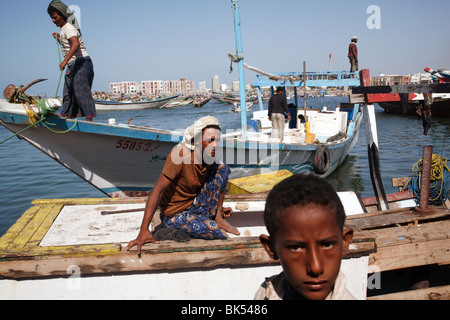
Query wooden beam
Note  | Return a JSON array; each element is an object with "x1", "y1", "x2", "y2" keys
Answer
[
  {"x1": 368, "y1": 284, "x2": 450, "y2": 300},
  {"x1": 0, "y1": 237, "x2": 375, "y2": 280},
  {"x1": 367, "y1": 220, "x2": 450, "y2": 273},
  {"x1": 352, "y1": 83, "x2": 450, "y2": 94}
]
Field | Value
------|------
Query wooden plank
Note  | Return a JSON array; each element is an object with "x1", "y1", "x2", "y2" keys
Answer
[
  {"x1": 392, "y1": 177, "x2": 409, "y2": 188},
  {"x1": 362, "y1": 190, "x2": 414, "y2": 206},
  {"x1": 368, "y1": 220, "x2": 450, "y2": 273},
  {"x1": 369, "y1": 239, "x2": 450, "y2": 273},
  {"x1": 12, "y1": 204, "x2": 56, "y2": 249},
  {"x1": 0, "y1": 239, "x2": 375, "y2": 280},
  {"x1": 27, "y1": 204, "x2": 64, "y2": 247},
  {"x1": 352, "y1": 83, "x2": 450, "y2": 94},
  {"x1": 368, "y1": 285, "x2": 450, "y2": 300},
  {"x1": 0, "y1": 206, "x2": 40, "y2": 250},
  {"x1": 0, "y1": 243, "x2": 121, "y2": 260},
  {"x1": 347, "y1": 207, "x2": 450, "y2": 230},
  {"x1": 31, "y1": 197, "x2": 148, "y2": 206},
  {"x1": 0, "y1": 246, "x2": 277, "y2": 279}
]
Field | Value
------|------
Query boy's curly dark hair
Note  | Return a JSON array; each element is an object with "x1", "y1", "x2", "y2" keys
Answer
[{"x1": 264, "y1": 174, "x2": 346, "y2": 237}]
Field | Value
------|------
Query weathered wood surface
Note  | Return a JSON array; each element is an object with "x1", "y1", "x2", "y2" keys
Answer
[
  {"x1": 1, "y1": 197, "x2": 448, "y2": 281},
  {"x1": 368, "y1": 284, "x2": 450, "y2": 300},
  {"x1": 0, "y1": 198, "x2": 374, "y2": 280}
]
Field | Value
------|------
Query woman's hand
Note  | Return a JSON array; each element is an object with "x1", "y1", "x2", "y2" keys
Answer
[{"x1": 126, "y1": 229, "x2": 159, "y2": 256}]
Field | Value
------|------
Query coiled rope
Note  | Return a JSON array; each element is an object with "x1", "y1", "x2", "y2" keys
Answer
[
  {"x1": 403, "y1": 154, "x2": 450, "y2": 205},
  {"x1": 0, "y1": 36, "x2": 77, "y2": 145}
]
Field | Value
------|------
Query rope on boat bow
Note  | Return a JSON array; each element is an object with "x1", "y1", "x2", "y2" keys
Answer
[{"x1": 0, "y1": 37, "x2": 78, "y2": 145}]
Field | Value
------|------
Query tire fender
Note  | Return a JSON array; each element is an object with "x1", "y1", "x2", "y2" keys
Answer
[{"x1": 313, "y1": 145, "x2": 331, "y2": 175}]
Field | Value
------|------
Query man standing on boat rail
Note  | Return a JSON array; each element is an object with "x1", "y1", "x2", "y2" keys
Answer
[
  {"x1": 127, "y1": 116, "x2": 240, "y2": 255},
  {"x1": 48, "y1": 0, "x2": 96, "y2": 121},
  {"x1": 348, "y1": 36, "x2": 359, "y2": 73}
]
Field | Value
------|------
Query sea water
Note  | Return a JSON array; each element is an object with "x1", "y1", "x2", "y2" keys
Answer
[{"x1": 1, "y1": 97, "x2": 449, "y2": 236}]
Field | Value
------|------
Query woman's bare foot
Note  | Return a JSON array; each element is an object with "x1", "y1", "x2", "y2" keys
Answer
[{"x1": 215, "y1": 214, "x2": 240, "y2": 236}]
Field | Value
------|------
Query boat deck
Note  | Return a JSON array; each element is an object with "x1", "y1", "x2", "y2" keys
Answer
[
  {"x1": 0, "y1": 197, "x2": 373, "y2": 277},
  {"x1": 0, "y1": 196, "x2": 449, "y2": 299}
]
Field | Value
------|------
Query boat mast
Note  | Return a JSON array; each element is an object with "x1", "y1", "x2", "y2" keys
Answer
[{"x1": 231, "y1": 0, "x2": 247, "y2": 138}]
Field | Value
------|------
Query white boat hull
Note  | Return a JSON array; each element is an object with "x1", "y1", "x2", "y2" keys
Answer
[
  {"x1": 95, "y1": 95, "x2": 179, "y2": 111},
  {"x1": 0, "y1": 99, "x2": 362, "y2": 197}
]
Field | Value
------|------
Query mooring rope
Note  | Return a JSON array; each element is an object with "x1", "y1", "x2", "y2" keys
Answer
[{"x1": 403, "y1": 154, "x2": 450, "y2": 205}]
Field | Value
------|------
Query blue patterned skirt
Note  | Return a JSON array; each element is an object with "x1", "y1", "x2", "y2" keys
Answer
[{"x1": 161, "y1": 162, "x2": 231, "y2": 240}]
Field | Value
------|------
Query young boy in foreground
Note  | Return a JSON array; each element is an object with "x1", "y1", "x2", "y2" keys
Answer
[{"x1": 255, "y1": 174, "x2": 355, "y2": 300}]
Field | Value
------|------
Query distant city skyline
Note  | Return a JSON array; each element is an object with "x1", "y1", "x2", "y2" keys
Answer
[{"x1": 1, "y1": 0, "x2": 449, "y2": 96}]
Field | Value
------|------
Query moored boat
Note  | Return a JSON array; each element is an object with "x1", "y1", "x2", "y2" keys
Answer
[
  {"x1": 0, "y1": 97, "x2": 363, "y2": 197},
  {"x1": 378, "y1": 93, "x2": 450, "y2": 118},
  {"x1": 95, "y1": 95, "x2": 180, "y2": 111}
]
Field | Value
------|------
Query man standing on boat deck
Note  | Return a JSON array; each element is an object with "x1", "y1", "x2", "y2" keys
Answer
[
  {"x1": 127, "y1": 116, "x2": 240, "y2": 255},
  {"x1": 348, "y1": 36, "x2": 359, "y2": 73},
  {"x1": 268, "y1": 87, "x2": 291, "y2": 142},
  {"x1": 48, "y1": 0, "x2": 96, "y2": 121}
]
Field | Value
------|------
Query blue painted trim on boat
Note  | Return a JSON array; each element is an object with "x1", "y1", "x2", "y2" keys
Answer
[{"x1": 0, "y1": 107, "x2": 362, "y2": 152}]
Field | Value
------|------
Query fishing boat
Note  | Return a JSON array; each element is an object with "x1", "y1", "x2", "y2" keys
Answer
[
  {"x1": 192, "y1": 96, "x2": 211, "y2": 108},
  {"x1": 0, "y1": 0, "x2": 364, "y2": 198},
  {"x1": 230, "y1": 102, "x2": 253, "y2": 112},
  {"x1": 378, "y1": 93, "x2": 450, "y2": 118},
  {"x1": 94, "y1": 95, "x2": 180, "y2": 111},
  {"x1": 212, "y1": 93, "x2": 259, "y2": 105},
  {"x1": 0, "y1": 97, "x2": 362, "y2": 197}
]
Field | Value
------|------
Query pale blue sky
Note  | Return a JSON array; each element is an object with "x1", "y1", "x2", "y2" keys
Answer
[{"x1": 0, "y1": 0, "x2": 449, "y2": 96}]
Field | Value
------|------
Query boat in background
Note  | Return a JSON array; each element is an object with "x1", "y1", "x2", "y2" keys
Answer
[
  {"x1": 378, "y1": 93, "x2": 450, "y2": 118},
  {"x1": 95, "y1": 95, "x2": 180, "y2": 111},
  {"x1": 0, "y1": 97, "x2": 363, "y2": 198},
  {"x1": 378, "y1": 68, "x2": 450, "y2": 118},
  {"x1": 230, "y1": 101, "x2": 253, "y2": 112}
]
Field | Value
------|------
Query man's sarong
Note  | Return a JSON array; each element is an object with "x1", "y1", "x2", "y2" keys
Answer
[
  {"x1": 61, "y1": 57, "x2": 96, "y2": 120},
  {"x1": 160, "y1": 162, "x2": 231, "y2": 240}
]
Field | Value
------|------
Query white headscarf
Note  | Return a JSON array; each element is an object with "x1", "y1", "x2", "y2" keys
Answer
[{"x1": 181, "y1": 116, "x2": 221, "y2": 150}]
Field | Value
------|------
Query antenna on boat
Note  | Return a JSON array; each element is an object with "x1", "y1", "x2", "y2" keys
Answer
[{"x1": 231, "y1": 0, "x2": 247, "y2": 138}]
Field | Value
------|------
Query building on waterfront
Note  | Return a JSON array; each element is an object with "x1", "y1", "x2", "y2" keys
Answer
[
  {"x1": 140, "y1": 80, "x2": 164, "y2": 96},
  {"x1": 212, "y1": 75, "x2": 220, "y2": 92},
  {"x1": 112, "y1": 78, "x2": 195, "y2": 96},
  {"x1": 198, "y1": 81, "x2": 206, "y2": 92},
  {"x1": 110, "y1": 82, "x2": 139, "y2": 95},
  {"x1": 232, "y1": 81, "x2": 240, "y2": 92},
  {"x1": 371, "y1": 74, "x2": 412, "y2": 86},
  {"x1": 371, "y1": 72, "x2": 438, "y2": 86}
]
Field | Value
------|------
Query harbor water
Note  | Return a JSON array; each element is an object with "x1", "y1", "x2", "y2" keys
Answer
[{"x1": 1, "y1": 97, "x2": 449, "y2": 236}]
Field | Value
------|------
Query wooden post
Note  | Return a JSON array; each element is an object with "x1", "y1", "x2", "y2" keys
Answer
[
  {"x1": 360, "y1": 69, "x2": 389, "y2": 211},
  {"x1": 414, "y1": 145, "x2": 434, "y2": 215},
  {"x1": 303, "y1": 61, "x2": 307, "y2": 118}
]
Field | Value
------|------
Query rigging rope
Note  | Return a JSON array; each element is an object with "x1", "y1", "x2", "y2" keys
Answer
[{"x1": 403, "y1": 154, "x2": 450, "y2": 205}]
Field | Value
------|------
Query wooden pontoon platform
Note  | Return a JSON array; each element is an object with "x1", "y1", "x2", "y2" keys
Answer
[{"x1": 0, "y1": 196, "x2": 448, "y2": 300}]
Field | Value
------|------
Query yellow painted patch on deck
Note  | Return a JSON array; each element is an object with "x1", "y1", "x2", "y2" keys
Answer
[
  {"x1": 227, "y1": 170, "x2": 293, "y2": 195},
  {"x1": 0, "y1": 198, "x2": 147, "y2": 260}
]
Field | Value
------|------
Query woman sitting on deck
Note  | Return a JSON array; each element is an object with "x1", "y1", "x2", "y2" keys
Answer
[{"x1": 127, "y1": 116, "x2": 240, "y2": 255}]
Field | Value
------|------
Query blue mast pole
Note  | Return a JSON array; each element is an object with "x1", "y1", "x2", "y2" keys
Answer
[{"x1": 231, "y1": 0, "x2": 247, "y2": 138}]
